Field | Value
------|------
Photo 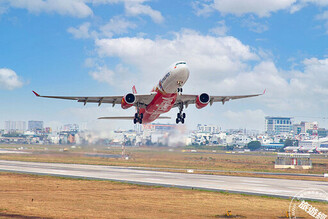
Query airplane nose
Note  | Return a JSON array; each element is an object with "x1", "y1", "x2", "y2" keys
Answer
[
  {"x1": 178, "y1": 64, "x2": 189, "y2": 79},
  {"x1": 175, "y1": 64, "x2": 189, "y2": 86}
]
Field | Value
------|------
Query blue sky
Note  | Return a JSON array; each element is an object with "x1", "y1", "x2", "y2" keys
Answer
[{"x1": 0, "y1": 0, "x2": 328, "y2": 131}]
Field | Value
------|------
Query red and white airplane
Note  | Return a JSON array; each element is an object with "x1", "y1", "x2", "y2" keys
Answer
[{"x1": 33, "y1": 61, "x2": 264, "y2": 124}]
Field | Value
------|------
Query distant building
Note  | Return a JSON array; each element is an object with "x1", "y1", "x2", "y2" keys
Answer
[
  {"x1": 28, "y1": 121, "x2": 44, "y2": 131},
  {"x1": 63, "y1": 124, "x2": 79, "y2": 132},
  {"x1": 44, "y1": 127, "x2": 52, "y2": 133},
  {"x1": 265, "y1": 117, "x2": 292, "y2": 135},
  {"x1": 5, "y1": 121, "x2": 26, "y2": 132},
  {"x1": 304, "y1": 121, "x2": 318, "y2": 133},
  {"x1": 197, "y1": 124, "x2": 220, "y2": 134},
  {"x1": 317, "y1": 128, "x2": 328, "y2": 138},
  {"x1": 293, "y1": 121, "x2": 320, "y2": 138},
  {"x1": 67, "y1": 134, "x2": 75, "y2": 144},
  {"x1": 275, "y1": 153, "x2": 312, "y2": 169},
  {"x1": 143, "y1": 123, "x2": 177, "y2": 132},
  {"x1": 293, "y1": 123, "x2": 304, "y2": 135},
  {"x1": 261, "y1": 143, "x2": 284, "y2": 150}
]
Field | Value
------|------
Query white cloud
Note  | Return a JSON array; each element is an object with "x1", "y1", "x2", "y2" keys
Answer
[
  {"x1": 300, "y1": 58, "x2": 328, "y2": 95},
  {"x1": 210, "y1": 57, "x2": 328, "y2": 115},
  {"x1": 316, "y1": 11, "x2": 328, "y2": 33},
  {"x1": 209, "y1": 20, "x2": 228, "y2": 36},
  {"x1": 67, "y1": 22, "x2": 92, "y2": 39},
  {"x1": 1, "y1": 0, "x2": 93, "y2": 18},
  {"x1": 0, "y1": 0, "x2": 163, "y2": 23},
  {"x1": 301, "y1": 0, "x2": 328, "y2": 7},
  {"x1": 91, "y1": 0, "x2": 164, "y2": 23},
  {"x1": 316, "y1": 11, "x2": 328, "y2": 20},
  {"x1": 242, "y1": 16, "x2": 269, "y2": 33},
  {"x1": 84, "y1": 57, "x2": 97, "y2": 68},
  {"x1": 95, "y1": 29, "x2": 258, "y2": 91},
  {"x1": 289, "y1": 2, "x2": 307, "y2": 13},
  {"x1": 67, "y1": 17, "x2": 136, "y2": 39},
  {"x1": 192, "y1": 0, "x2": 215, "y2": 17},
  {"x1": 0, "y1": 68, "x2": 24, "y2": 90},
  {"x1": 89, "y1": 65, "x2": 115, "y2": 85},
  {"x1": 124, "y1": 1, "x2": 164, "y2": 23},
  {"x1": 0, "y1": 5, "x2": 6, "y2": 15},
  {"x1": 86, "y1": 61, "x2": 137, "y2": 90},
  {"x1": 195, "y1": 0, "x2": 328, "y2": 17},
  {"x1": 100, "y1": 16, "x2": 137, "y2": 37},
  {"x1": 212, "y1": 0, "x2": 297, "y2": 17},
  {"x1": 211, "y1": 61, "x2": 294, "y2": 111}
]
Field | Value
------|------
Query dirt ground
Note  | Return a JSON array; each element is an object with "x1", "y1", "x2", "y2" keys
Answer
[{"x1": 0, "y1": 172, "x2": 326, "y2": 219}]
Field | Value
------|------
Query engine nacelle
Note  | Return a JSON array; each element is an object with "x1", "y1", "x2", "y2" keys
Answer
[
  {"x1": 195, "y1": 93, "x2": 210, "y2": 109},
  {"x1": 121, "y1": 93, "x2": 136, "y2": 109}
]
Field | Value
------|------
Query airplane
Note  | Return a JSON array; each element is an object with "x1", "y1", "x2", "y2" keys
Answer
[{"x1": 33, "y1": 61, "x2": 265, "y2": 124}]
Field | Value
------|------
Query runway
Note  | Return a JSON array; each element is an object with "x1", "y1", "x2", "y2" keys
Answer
[{"x1": 0, "y1": 160, "x2": 327, "y2": 201}]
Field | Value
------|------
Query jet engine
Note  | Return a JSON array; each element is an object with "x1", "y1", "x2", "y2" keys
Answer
[
  {"x1": 195, "y1": 93, "x2": 210, "y2": 109},
  {"x1": 121, "y1": 93, "x2": 136, "y2": 109}
]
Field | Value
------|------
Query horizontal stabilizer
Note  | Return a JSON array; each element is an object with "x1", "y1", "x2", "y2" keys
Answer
[{"x1": 98, "y1": 116, "x2": 171, "y2": 120}]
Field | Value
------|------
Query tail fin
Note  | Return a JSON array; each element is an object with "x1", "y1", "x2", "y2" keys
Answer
[{"x1": 132, "y1": 85, "x2": 137, "y2": 94}]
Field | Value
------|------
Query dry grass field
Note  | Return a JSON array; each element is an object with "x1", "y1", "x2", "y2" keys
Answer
[{"x1": 0, "y1": 172, "x2": 325, "y2": 219}]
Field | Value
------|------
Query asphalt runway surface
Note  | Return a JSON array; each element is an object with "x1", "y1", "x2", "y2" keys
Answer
[{"x1": 0, "y1": 160, "x2": 327, "y2": 201}]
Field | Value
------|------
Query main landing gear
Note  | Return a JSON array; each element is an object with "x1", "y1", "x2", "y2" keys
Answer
[
  {"x1": 176, "y1": 112, "x2": 186, "y2": 124},
  {"x1": 134, "y1": 105, "x2": 143, "y2": 124},
  {"x1": 134, "y1": 113, "x2": 143, "y2": 124},
  {"x1": 176, "y1": 103, "x2": 186, "y2": 124}
]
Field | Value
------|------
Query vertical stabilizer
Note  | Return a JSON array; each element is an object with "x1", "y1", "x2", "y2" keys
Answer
[{"x1": 132, "y1": 85, "x2": 137, "y2": 94}]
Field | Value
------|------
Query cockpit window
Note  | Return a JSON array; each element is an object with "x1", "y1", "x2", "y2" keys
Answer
[{"x1": 175, "y1": 62, "x2": 186, "y2": 66}]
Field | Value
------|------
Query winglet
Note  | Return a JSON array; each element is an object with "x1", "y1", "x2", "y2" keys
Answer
[
  {"x1": 263, "y1": 89, "x2": 266, "y2": 95},
  {"x1": 32, "y1": 90, "x2": 40, "y2": 97}
]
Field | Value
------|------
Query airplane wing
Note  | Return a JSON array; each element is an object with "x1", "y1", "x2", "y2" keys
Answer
[
  {"x1": 173, "y1": 90, "x2": 265, "y2": 108},
  {"x1": 32, "y1": 91, "x2": 156, "y2": 108},
  {"x1": 98, "y1": 116, "x2": 171, "y2": 120}
]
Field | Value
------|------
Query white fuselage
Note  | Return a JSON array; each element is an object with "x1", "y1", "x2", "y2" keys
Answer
[{"x1": 157, "y1": 61, "x2": 190, "y2": 94}]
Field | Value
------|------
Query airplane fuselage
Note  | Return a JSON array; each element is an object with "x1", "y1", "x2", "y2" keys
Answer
[{"x1": 139, "y1": 61, "x2": 189, "y2": 123}]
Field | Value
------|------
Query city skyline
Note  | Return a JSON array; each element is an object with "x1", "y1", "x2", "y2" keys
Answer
[
  {"x1": 1, "y1": 1, "x2": 328, "y2": 131},
  {"x1": 2, "y1": 116, "x2": 328, "y2": 134}
]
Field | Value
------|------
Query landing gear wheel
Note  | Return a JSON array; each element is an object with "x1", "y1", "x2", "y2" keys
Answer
[
  {"x1": 134, "y1": 104, "x2": 144, "y2": 124},
  {"x1": 176, "y1": 102, "x2": 186, "y2": 124},
  {"x1": 134, "y1": 112, "x2": 143, "y2": 124}
]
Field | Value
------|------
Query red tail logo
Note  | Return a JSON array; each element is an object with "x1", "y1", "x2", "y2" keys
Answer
[{"x1": 132, "y1": 85, "x2": 137, "y2": 94}]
